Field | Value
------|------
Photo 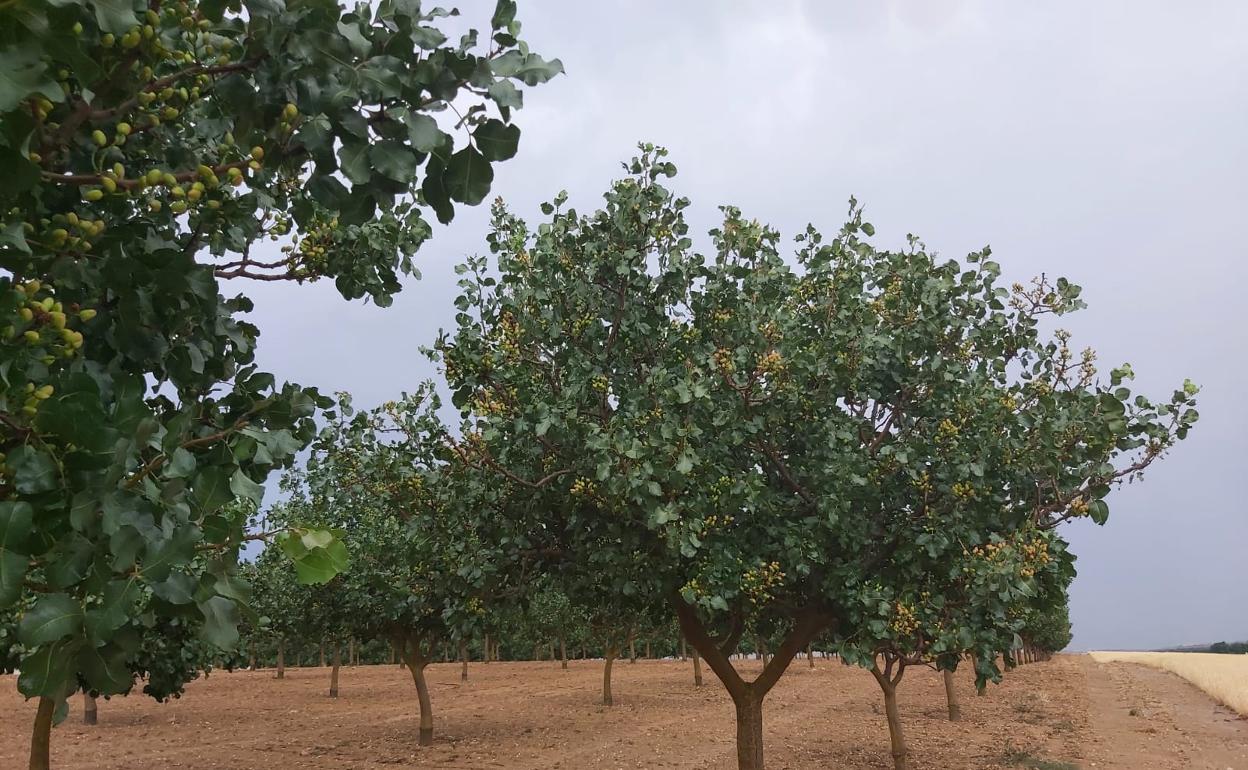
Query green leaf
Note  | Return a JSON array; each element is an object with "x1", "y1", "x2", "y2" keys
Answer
[
  {"x1": 84, "y1": 578, "x2": 140, "y2": 639},
  {"x1": 444, "y1": 146, "x2": 493, "y2": 205},
  {"x1": 8, "y1": 445, "x2": 58, "y2": 494},
  {"x1": 338, "y1": 138, "x2": 372, "y2": 185},
  {"x1": 19, "y1": 593, "x2": 83, "y2": 646},
  {"x1": 229, "y1": 469, "x2": 265, "y2": 506},
  {"x1": 473, "y1": 119, "x2": 520, "y2": 162},
  {"x1": 18, "y1": 640, "x2": 79, "y2": 699},
  {"x1": 166, "y1": 447, "x2": 196, "y2": 478},
  {"x1": 150, "y1": 572, "x2": 197, "y2": 604},
  {"x1": 401, "y1": 112, "x2": 448, "y2": 154},
  {"x1": 0, "y1": 549, "x2": 28, "y2": 608},
  {"x1": 370, "y1": 141, "x2": 419, "y2": 183},
  {"x1": 90, "y1": 0, "x2": 142, "y2": 34},
  {"x1": 291, "y1": 538, "x2": 350, "y2": 585},
  {"x1": 491, "y1": 0, "x2": 517, "y2": 28},
  {"x1": 0, "y1": 501, "x2": 33, "y2": 553},
  {"x1": 198, "y1": 596, "x2": 240, "y2": 649},
  {"x1": 0, "y1": 43, "x2": 65, "y2": 113},
  {"x1": 79, "y1": 643, "x2": 133, "y2": 694},
  {"x1": 487, "y1": 80, "x2": 522, "y2": 110}
]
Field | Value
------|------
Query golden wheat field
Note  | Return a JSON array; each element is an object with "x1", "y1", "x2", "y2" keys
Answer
[{"x1": 1089, "y1": 651, "x2": 1248, "y2": 714}]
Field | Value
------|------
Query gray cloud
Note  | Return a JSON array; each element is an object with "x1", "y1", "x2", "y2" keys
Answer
[{"x1": 243, "y1": 0, "x2": 1247, "y2": 650}]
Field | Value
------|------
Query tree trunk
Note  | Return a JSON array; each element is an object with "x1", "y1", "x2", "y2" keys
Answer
[
  {"x1": 733, "y1": 693, "x2": 765, "y2": 770},
  {"x1": 483, "y1": 634, "x2": 491, "y2": 663},
  {"x1": 559, "y1": 637, "x2": 568, "y2": 670},
  {"x1": 681, "y1": 637, "x2": 688, "y2": 661},
  {"x1": 248, "y1": 642, "x2": 257, "y2": 671},
  {"x1": 348, "y1": 638, "x2": 356, "y2": 667},
  {"x1": 83, "y1": 692, "x2": 97, "y2": 725},
  {"x1": 459, "y1": 640, "x2": 468, "y2": 682},
  {"x1": 628, "y1": 636, "x2": 636, "y2": 664},
  {"x1": 329, "y1": 643, "x2": 341, "y2": 698},
  {"x1": 869, "y1": 666, "x2": 910, "y2": 770},
  {"x1": 943, "y1": 669, "x2": 960, "y2": 721},
  {"x1": 28, "y1": 696, "x2": 54, "y2": 770},
  {"x1": 603, "y1": 644, "x2": 617, "y2": 706},
  {"x1": 807, "y1": 643, "x2": 814, "y2": 668},
  {"x1": 402, "y1": 642, "x2": 434, "y2": 747},
  {"x1": 692, "y1": 647, "x2": 703, "y2": 686},
  {"x1": 276, "y1": 639, "x2": 286, "y2": 679},
  {"x1": 645, "y1": 640, "x2": 651, "y2": 659}
]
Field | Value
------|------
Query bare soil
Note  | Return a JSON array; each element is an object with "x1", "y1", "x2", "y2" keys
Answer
[{"x1": 0, "y1": 654, "x2": 1242, "y2": 769}]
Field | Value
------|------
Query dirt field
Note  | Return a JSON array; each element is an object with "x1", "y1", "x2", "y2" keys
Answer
[{"x1": 2, "y1": 655, "x2": 1245, "y2": 769}]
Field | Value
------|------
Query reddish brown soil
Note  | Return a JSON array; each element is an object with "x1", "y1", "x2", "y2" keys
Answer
[{"x1": 0, "y1": 654, "x2": 1241, "y2": 769}]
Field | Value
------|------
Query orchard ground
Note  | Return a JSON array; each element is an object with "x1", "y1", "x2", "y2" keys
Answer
[{"x1": 2, "y1": 656, "x2": 1246, "y2": 769}]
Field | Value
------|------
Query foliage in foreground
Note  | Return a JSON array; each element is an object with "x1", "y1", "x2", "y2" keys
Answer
[{"x1": 0, "y1": 0, "x2": 560, "y2": 764}]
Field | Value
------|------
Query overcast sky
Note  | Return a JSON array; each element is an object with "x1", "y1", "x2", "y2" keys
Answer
[{"x1": 245, "y1": 1, "x2": 1247, "y2": 650}]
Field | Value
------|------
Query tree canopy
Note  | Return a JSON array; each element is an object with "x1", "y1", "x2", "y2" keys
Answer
[{"x1": 433, "y1": 146, "x2": 1199, "y2": 770}]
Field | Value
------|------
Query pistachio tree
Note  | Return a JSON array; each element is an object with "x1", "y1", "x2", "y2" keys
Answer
[
  {"x1": 0, "y1": 0, "x2": 559, "y2": 765},
  {"x1": 289, "y1": 387, "x2": 517, "y2": 746},
  {"x1": 434, "y1": 147, "x2": 1199, "y2": 770},
  {"x1": 839, "y1": 527, "x2": 1074, "y2": 769}
]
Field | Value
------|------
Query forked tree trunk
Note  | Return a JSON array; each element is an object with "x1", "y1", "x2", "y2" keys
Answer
[
  {"x1": 83, "y1": 692, "x2": 97, "y2": 725},
  {"x1": 603, "y1": 644, "x2": 617, "y2": 706},
  {"x1": 276, "y1": 640, "x2": 286, "y2": 679},
  {"x1": 29, "y1": 696, "x2": 54, "y2": 770},
  {"x1": 329, "y1": 644, "x2": 341, "y2": 698},
  {"x1": 692, "y1": 647, "x2": 703, "y2": 686},
  {"x1": 672, "y1": 598, "x2": 831, "y2": 770},
  {"x1": 871, "y1": 661, "x2": 909, "y2": 770},
  {"x1": 459, "y1": 640, "x2": 469, "y2": 682},
  {"x1": 942, "y1": 669, "x2": 960, "y2": 721},
  {"x1": 560, "y1": 637, "x2": 568, "y2": 670},
  {"x1": 401, "y1": 639, "x2": 434, "y2": 746}
]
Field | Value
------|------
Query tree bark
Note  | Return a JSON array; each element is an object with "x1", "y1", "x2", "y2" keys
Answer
[
  {"x1": 29, "y1": 696, "x2": 54, "y2": 770},
  {"x1": 807, "y1": 643, "x2": 814, "y2": 668},
  {"x1": 458, "y1": 640, "x2": 469, "y2": 681},
  {"x1": 942, "y1": 669, "x2": 960, "y2": 721},
  {"x1": 870, "y1": 661, "x2": 909, "y2": 770},
  {"x1": 628, "y1": 634, "x2": 636, "y2": 664},
  {"x1": 645, "y1": 640, "x2": 651, "y2": 659},
  {"x1": 692, "y1": 647, "x2": 703, "y2": 686},
  {"x1": 681, "y1": 637, "x2": 688, "y2": 661},
  {"x1": 559, "y1": 637, "x2": 568, "y2": 670},
  {"x1": 83, "y1": 692, "x2": 97, "y2": 725},
  {"x1": 276, "y1": 639, "x2": 286, "y2": 679},
  {"x1": 733, "y1": 692, "x2": 765, "y2": 770},
  {"x1": 602, "y1": 644, "x2": 617, "y2": 706},
  {"x1": 401, "y1": 638, "x2": 434, "y2": 746},
  {"x1": 329, "y1": 643, "x2": 341, "y2": 698},
  {"x1": 671, "y1": 596, "x2": 832, "y2": 770}
]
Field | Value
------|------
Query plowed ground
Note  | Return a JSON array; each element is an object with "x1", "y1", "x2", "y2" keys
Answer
[{"x1": 2, "y1": 654, "x2": 1243, "y2": 769}]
